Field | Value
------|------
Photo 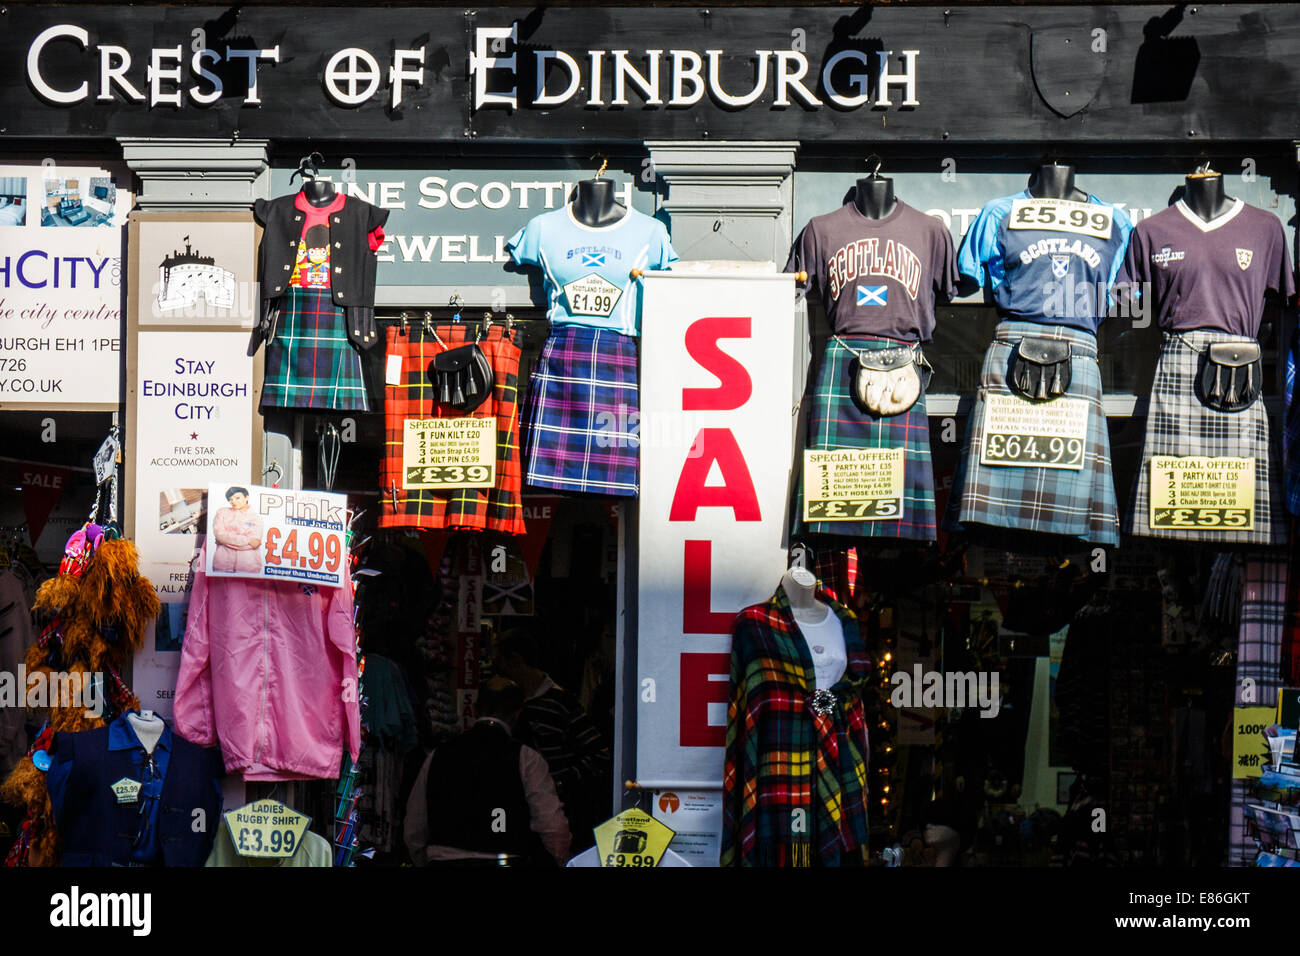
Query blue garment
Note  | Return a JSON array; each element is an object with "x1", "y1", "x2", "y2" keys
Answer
[
  {"x1": 958, "y1": 189, "x2": 1133, "y2": 332},
  {"x1": 507, "y1": 206, "x2": 677, "y2": 336},
  {"x1": 46, "y1": 711, "x2": 224, "y2": 867}
]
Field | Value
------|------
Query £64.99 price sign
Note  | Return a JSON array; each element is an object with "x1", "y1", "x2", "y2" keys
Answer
[{"x1": 205, "y1": 482, "x2": 348, "y2": 588}]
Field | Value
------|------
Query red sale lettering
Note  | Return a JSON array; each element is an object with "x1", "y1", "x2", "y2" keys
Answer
[
  {"x1": 679, "y1": 652, "x2": 730, "y2": 747},
  {"x1": 668, "y1": 428, "x2": 761, "y2": 522},
  {"x1": 682, "y1": 540, "x2": 735, "y2": 634},
  {"x1": 682, "y1": 316, "x2": 753, "y2": 411}
]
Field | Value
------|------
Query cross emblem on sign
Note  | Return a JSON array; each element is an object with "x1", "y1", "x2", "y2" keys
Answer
[{"x1": 324, "y1": 49, "x2": 382, "y2": 105}]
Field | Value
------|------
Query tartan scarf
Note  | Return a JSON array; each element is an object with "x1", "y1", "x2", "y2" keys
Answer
[{"x1": 721, "y1": 583, "x2": 871, "y2": 867}]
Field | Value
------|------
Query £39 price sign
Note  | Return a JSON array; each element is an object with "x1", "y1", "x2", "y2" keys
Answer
[{"x1": 206, "y1": 482, "x2": 349, "y2": 588}]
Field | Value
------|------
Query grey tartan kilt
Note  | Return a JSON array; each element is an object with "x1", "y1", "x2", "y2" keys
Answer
[{"x1": 1126, "y1": 330, "x2": 1285, "y2": 546}]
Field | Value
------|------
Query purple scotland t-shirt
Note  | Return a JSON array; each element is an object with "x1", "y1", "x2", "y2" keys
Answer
[
  {"x1": 1117, "y1": 199, "x2": 1295, "y2": 336},
  {"x1": 787, "y1": 200, "x2": 959, "y2": 342}
]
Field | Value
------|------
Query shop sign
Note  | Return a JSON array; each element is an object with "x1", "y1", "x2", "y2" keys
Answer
[
  {"x1": 636, "y1": 270, "x2": 797, "y2": 797},
  {"x1": 205, "y1": 482, "x2": 349, "y2": 589},
  {"x1": 0, "y1": 161, "x2": 130, "y2": 409}
]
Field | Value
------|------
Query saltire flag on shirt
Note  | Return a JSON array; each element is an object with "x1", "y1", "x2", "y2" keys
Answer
[{"x1": 857, "y1": 285, "x2": 888, "y2": 306}]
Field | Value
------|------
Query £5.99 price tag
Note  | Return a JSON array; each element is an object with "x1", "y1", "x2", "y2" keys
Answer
[
  {"x1": 1149, "y1": 456, "x2": 1254, "y2": 531},
  {"x1": 1008, "y1": 197, "x2": 1114, "y2": 240},
  {"x1": 402, "y1": 417, "x2": 497, "y2": 489}
]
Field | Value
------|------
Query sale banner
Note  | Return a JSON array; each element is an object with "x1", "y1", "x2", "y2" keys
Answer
[{"x1": 205, "y1": 482, "x2": 348, "y2": 588}]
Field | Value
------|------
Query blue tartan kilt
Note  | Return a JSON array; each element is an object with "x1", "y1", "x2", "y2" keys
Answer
[
  {"x1": 261, "y1": 286, "x2": 369, "y2": 412},
  {"x1": 793, "y1": 334, "x2": 937, "y2": 541},
  {"x1": 944, "y1": 320, "x2": 1119, "y2": 546}
]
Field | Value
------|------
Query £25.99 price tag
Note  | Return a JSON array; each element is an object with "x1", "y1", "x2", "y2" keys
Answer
[
  {"x1": 803, "y1": 448, "x2": 904, "y2": 521},
  {"x1": 1149, "y1": 456, "x2": 1254, "y2": 531},
  {"x1": 1008, "y1": 197, "x2": 1114, "y2": 240},
  {"x1": 402, "y1": 417, "x2": 497, "y2": 489},
  {"x1": 980, "y1": 393, "x2": 1088, "y2": 470}
]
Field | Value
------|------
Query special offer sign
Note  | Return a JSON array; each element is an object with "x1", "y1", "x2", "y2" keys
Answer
[
  {"x1": 205, "y1": 482, "x2": 348, "y2": 588},
  {"x1": 636, "y1": 268, "x2": 797, "y2": 799}
]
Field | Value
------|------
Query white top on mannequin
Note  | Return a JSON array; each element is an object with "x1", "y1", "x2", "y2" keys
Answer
[
  {"x1": 127, "y1": 711, "x2": 165, "y2": 755},
  {"x1": 780, "y1": 567, "x2": 847, "y2": 690}
]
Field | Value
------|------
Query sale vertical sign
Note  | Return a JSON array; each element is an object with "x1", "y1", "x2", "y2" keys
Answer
[{"x1": 636, "y1": 270, "x2": 797, "y2": 793}]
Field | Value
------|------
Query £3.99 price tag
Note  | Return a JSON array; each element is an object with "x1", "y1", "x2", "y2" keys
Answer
[
  {"x1": 1008, "y1": 197, "x2": 1114, "y2": 240},
  {"x1": 980, "y1": 393, "x2": 1088, "y2": 470},
  {"x1": 1149, "y1": 456, "x2": 1254, "y2": 531},
  {"x1": 223, "y1": 799, "x2": 310, "y2": 859},
  {"x1": 803, "y1": 448, "x2": 904, "y2": 522},
  {"x1": 594, "y1": 808, "x2": 675, "y2": 867},
  {"x1": 402, "y1": 417, "x2": 497, "y2": 489}
]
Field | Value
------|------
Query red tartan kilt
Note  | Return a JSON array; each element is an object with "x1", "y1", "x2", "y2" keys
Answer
[{"x1": 379, "y1": 324, "x2": 526, "y2": 535}]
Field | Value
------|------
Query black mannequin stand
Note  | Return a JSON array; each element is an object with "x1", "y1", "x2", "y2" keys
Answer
[
  {"x1": 572, "y1": 178, "x2": 627, "y2": 228},
  {"x1": 855, "y1": 175, "x2": 897, "y2": 219},
  {"x1": 300, "y1": 178, "x2": 337, "y2": 207},
  {"x1": 1028, "y1": 163, "x2": 1088, "y2": 202},
  {"x1": 1182, "y1": 173, "x2": 1233, "y2": 222}
]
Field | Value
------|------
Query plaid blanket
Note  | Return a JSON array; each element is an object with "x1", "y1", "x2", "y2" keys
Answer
[
  {"x1": 378, "y1": 324, "x2": 526, "y2": 535},
  {"x1": 944, "y1": 320, "x2": 1119, "y2": 546},
  {"x1": 523, "y1": 326, "x2": 639, "y2": 496},
  {"x1": 1127, "y1": 330, "x2": 1285, "y2": 546},
  {"x1": 794, "y1": 335, "x2": 936, "y2": 541},
  {"x1": 721, "y1": 584, "x2": 871, "y2": 867},
  {"x1": 261, "y1": 287, "x2": 369, "y2": 411}
]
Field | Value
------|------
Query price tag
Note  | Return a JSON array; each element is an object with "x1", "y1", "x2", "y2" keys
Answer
[
  {"x1": 385, "y1": 353, "x2": 403, "y2": 386},
  {"x1": 111, "y1": 777, "x2": 141, "y2": 804},
  {"x1": 92, "y1": 433, "x2": 119, "y2": 485},
  {"x1": 1148, "y1": 456, "x2": 1254, "y2": 531},
  {"x1": 979, "y1": 394, "x2": 1088, "y2": 469},
  {"x1": 223, "y1": 799, "x2": 310, "y2": 859},
  {"x1": 802, "y1": 448, "x2": 904, "y2": 522},
  {"x1": 206, "y1": 483, "x2": 349, "y2": 588},
  {"x1": 1009, "y1": 197, "x2": 1114, "y2": 240},
  {"x1": 1233, "y1": 707, "x2": 1274, "y2": 779},
  {"x1": 562, "y1": 273, "x2": 623, "y2": 317},
  {"x1": 594, "y1": 809, "x2": 675, "y2": 868},
  {"x1": 402, "y1": 417, "x2": 497, "y2": 489}
]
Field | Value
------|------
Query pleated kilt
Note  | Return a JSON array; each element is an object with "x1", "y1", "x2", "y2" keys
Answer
[
  {"x1": 523, "y1": 326, "x2": 640, "y2": 497},
  {"x1": 1126, "y1": 330, "x2": 1285, "y2": 546},
  {"x1": 261, "y1": 287, "x2": 369, "y2": 411},
  {"x1": 944, "y1": 320, "x2": 1119, "y2": 546},
  {"x1": 794, "y1": 334, "x2": 937, "y2": 541},
  {"x1": 379, "y1": 323, "x2": 526, "y2": 536}
]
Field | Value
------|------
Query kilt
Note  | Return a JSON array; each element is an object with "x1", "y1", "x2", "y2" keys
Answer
[
  {"x1": 1126, "y1": 330, "x2": 1285, "y2": 545},
  {"x1": 261, "y1": 287, "x2": 369, "y2": 411},
  {"x1": 379, "y1": 324, "x2": 526, "y2": 536},
  {"x1": 524, "y1": 326, "x2": 639, "y2": 496},
  {"x1": 793, "y1": 334, "x2": 937, "y2": 541},
  {"x1": 944, "y1": 320, "x2": 1119, "y2": 546}
]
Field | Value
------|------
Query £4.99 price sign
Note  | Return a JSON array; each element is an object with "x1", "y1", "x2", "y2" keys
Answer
[{"x1": 205, "y1": 482, "x2": 349, "y2": 588}]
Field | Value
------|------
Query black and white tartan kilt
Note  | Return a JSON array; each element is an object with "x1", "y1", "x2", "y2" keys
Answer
[
  {"x1": 1126, "y1": 330, "x2": 1286, "y2": 546},
  {"x1": 944, "y1": 320, "x2": 1120, "y2": 547}
]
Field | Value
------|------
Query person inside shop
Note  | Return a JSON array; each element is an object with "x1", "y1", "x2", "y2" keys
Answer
[
  {"x1": 403, "y1": 677, "x2": 571, "y2": 867},
  {"x1": 211, "y1": 486, "x2": 263, "y2": 573},
  {"x1": 494, "y1": 629, "x2": 612, "y2": 850}
]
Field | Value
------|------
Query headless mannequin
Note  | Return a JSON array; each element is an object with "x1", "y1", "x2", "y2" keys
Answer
[
  {"x1": 127, "y1": 711, "x2": 165, "y2": 754},
  {"x1": 1182, "y1": 172, "x2": 1233, "y2": 222},
  {"x1": 300, "y1": 176, "x2": 337, "y2": 208},
  {"x1": 781, "y1": 567, "x2": 847, "y2": 690},
  {"x1": 1028, "y1": 163, "x2": 1088, "y2": 203},
  {"x1": 571, "y1": 178, "x2": 627, "y2": 228},
  {"x1": 854, "y1": 175, "x2": 897, "y2": 219}
]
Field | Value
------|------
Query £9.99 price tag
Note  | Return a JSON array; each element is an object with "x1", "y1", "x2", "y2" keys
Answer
[
  {"x1": 594, "y1": 808, "x2": 675, "y2": 868},
  {"x1": 1149, "y1": 456, "x2": 1254, "y2": 531},
  {"x1": 1008, "y1": 197, "x2": 1114, "y2": 240},
  {"x1": 402, "y1": 417, "x2": 497, "y2": 489},
  {"x1": 979, "y1": 393, "x2": 1088, "y2": 470}
]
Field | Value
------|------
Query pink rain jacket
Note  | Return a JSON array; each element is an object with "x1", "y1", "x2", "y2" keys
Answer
[{"x1": 175, "y1": 545, "x2": 361, "y2": 781}]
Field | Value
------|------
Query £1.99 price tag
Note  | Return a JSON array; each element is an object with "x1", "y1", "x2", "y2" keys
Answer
[
  {"x1": 402, "y1": 417, "x2": 497, "y2": 489},
  {"x1": 594, "y1": 809, "x2": 675, "y2": 867}
]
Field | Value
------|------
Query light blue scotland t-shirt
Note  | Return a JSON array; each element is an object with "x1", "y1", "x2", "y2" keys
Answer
[{"x1": 507, "y1": 206, "x2": 677, "y2": 336}]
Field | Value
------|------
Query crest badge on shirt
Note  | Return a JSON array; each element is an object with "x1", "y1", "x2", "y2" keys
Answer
[
  {"x1": 856, "y1": 285, "x2": 888, "y2": 307},
  {"x1": 1050, "y1": 255, "x2": 1070, "y2": 279},
  {"x1": 1236, "y1": 248, "x2": 1254, "y2": 271}
]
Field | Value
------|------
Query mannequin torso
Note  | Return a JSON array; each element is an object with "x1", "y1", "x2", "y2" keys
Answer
[
  {"x1": 1182, "y1": 173, "x2": 1234, "y2": 222},
  {"x1": 1028, "y1": 163, "x2": 1088, "y2": 203},
  {"x1": 127, "y1": 711, "x2": 165, "y2": 754},
  {"x1": 300, "y1": 179, "x2": 338, "y2": 208},
  {"x1": 571, "y1": 179, "x2": 627, "y2": 228},
  {"x1": 854, "y1": 176, "x2": 897, "y2": 219},
  {"x1": 781, "y1": 568, "x2": 847, "y2": 690}
]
